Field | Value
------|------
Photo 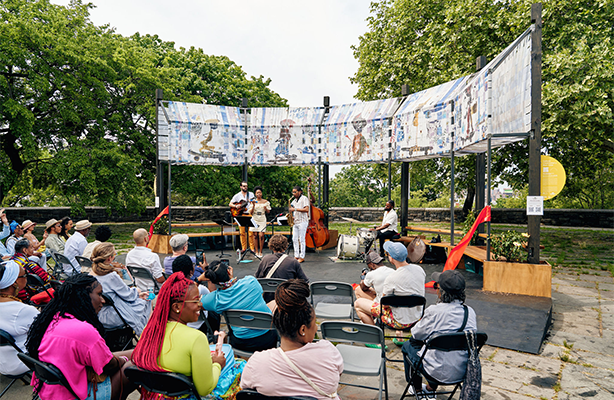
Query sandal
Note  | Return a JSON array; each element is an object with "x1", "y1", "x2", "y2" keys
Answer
[{"x1": 392, "y1": 337, "x2": 408, "y2": 346}]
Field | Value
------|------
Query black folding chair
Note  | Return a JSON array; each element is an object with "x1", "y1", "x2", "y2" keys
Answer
[
  {"x1": 100, "y1": 293, "x2": 139, "y2": 352},
  {"x1": 376, "y1": 294, "x2": 426, "y2": 362},
  {"x1": 0, "y1": 330, "x2": 32, "y2": 399},
  {"x1": 125, "y1": 366, "x2": 201, "y2": 400},
  {"x1": 74, "y1": 256, "x2": 92, "y2": 272},
  {"x1": 401, "y1": 331, "x2": 488, "y2": 400},
  {"x1": 25, "y1": 274, "x2": 53, "y2": 303},
  {"x1": 237, "y1": 389, "x2": 317, "y2": 400},
  {"x1": 49, "y1": 252, "x2": 79, "y2": 278},
  {"x1": 17, "y1": 353, "x2": 78, "y2": 399},
  {"x1": 126, "y1": 265, "x2": 161, "y2": 294}
]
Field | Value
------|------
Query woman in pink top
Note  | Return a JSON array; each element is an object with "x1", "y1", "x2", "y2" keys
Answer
[
  {"x1": 26, "y1": 274, "x2": 137, "y2": 400},
  {"x1": 240, "y1": 279, "x2": 344, "y2": 399}
]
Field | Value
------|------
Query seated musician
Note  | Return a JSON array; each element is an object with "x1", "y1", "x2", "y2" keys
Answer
[{"x1": 370, "y1": 200, "x2": 398, "y2": 257}]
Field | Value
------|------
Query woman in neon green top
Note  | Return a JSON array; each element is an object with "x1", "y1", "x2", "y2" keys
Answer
[{"x1": 132, "y1": 272, "x2": 226, "y2": 399}]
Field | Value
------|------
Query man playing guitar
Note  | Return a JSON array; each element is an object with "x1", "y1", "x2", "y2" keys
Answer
[{"x1": 229, "y1": 181, "x2": 255, "y2": 253}]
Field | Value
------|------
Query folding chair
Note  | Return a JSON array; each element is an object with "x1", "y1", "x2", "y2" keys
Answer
[
  {"x1": 25, "y1": 274, "x2": 54, "y2": 300},
  {"x1": 309, "y1": 281, "x2": 354, "y2": 321},
  {"x1": 222, "y1": 309, "x2": 275, "y2": 359},
  {"x1": 74, "y1": 256, "x2": 92, "y2": 272},
  {"x1": 236, "y1": 389, "x2": 317, "y2": 400},
  {"x1": 0, "y1": 330, "x2": 32, "y2": 399},
  {"x1": 376, "y1": 294, "x2": 426, "y2": 362},
  {"x1": 100, "y1": 293, "x2": 139, "y2": 352},
  {"x1": 257, "y1": 278, "x2": 286, "y2": 294},
  {"x1": 17, "y1": 353, "x2": 77, "y2": 399},
  {"x1": 320, "y1": 321, "x2": 388, "y2": 400},
  {"x1": 125, "y1": 365, "x2": 201, "y2": 399},
  {"x1": 126, "y1": 265, "x2": 161, "y2": 294},
  {"x1": 400, "y1": 331, "x2": 488, "y2": 400},
  {"x1": 49, "y1": 252, "x2": 79, "y2": 278}
]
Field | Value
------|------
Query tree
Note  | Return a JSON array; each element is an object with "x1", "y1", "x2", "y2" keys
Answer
[{"x1": 351, "y1": 0, "x2": 614, "y2": 209}]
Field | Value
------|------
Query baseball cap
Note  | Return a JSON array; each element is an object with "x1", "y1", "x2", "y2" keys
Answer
[
  {"x1": 431, "y1": 270, "x2": 465, "y2": 293},
  {"x1": 383, "y1": 241, "x2": 408, "y2": 262},
  {"x1": 365, "y1": 250, "x2": 383, "y2": 264}
]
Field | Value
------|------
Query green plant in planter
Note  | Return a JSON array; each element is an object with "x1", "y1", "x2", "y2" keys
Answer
[
  {"x1": 491, "y1": 230, "x2": 527, "y2": 262},
  {"x1": 152, "y1": 215, "x2": 169, "y2": 235}
]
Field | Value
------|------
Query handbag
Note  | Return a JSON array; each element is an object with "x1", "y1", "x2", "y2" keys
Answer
[{"x1": 277, "y1": 348, "x2": 337, "y2": 398}]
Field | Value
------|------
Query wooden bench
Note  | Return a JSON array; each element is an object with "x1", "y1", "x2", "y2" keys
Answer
[
  {"x1": 405, "y1": 226, "x2": 465, "y2": 236},
  {"x1": 171, "y1": 222, "x2": 219, "y2": 228}
]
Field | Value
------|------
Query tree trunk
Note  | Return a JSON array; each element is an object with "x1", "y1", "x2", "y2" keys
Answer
[{"x1": 462, "y1": 186, "x2": 475, "y2": 217}]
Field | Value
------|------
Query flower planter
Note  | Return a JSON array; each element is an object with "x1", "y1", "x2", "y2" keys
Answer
[
  {"x1": 482, "y1": 260, "x2": 551, "y2": 298},
  {"x1": 148, "y1": 234, "x2": 172, "y2": 254}
]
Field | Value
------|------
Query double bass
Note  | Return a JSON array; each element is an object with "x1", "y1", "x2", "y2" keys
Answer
[{"x1": 305, "y1": 177, "x2": 329, "y2": 248}]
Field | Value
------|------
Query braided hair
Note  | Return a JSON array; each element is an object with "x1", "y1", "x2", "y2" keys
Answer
[
  {"x1": 26, "y1": 274, "x2": 104, "y2": 359},
  {"x1": 132, "y1": 272, "x2": 193, "y2": 372},
  {"x1": 273, "y1": 279, "x2": 314, "y2": 341}
]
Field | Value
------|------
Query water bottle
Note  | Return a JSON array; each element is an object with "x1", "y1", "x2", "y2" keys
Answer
[
  {"x1": 147, "y1": 287, "x2": 155, "y2": 301},
  {"x1": 236, "y1": 249, "x2": 241, "y2": 262}
]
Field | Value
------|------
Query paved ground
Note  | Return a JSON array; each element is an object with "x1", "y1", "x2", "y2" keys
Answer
[{"x1": 3, "y1": 250, "x2": 613, "y2": 399}]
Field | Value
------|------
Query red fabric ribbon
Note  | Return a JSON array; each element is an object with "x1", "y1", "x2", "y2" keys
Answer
[{"x1": 148, "y1": 206, "x2": 169, "y2": 245}]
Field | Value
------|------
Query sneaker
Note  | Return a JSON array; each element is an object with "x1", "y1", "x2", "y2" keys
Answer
[
  {"x1": 421, "y1": 383, "x2": 436, "y2": 399},
  {"x1": 392, "y1": 337, "x2": 408, "y2": 346}
]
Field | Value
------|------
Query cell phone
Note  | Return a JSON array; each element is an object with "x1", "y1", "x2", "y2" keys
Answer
[{"x1": 195, "y1": 249, "x2": 204, "y2": 264}]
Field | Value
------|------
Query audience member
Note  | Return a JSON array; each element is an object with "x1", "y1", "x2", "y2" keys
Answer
[
  {"x1": 44, "y1": 219, "x2": 65, "y2": 253},
  {"x1": 241, "y1": 279, "x2": 343, "y2": 399},
  {"x1": 63, "y1": 219, "x2": 92, "y2": 274},
  {"x1": 124, "y1": 228, "x2": 165, "y2": 292},
  {"x1": 11, "y1": 239, "x2": 52, "y2": 302},
  {"x1": 5, "y1": 221, "x2": 24, "y2": 256},
  {"x1": 201, "y1": 260, "x2": 278, "y2": 353},
  {"x1": 354, "y1": 250, "x2": 394, "y2": 301},
  {"x1": 132, "y1": 272, "x2": 226, "y2": 398},
  {"x1": 171, "y1": 255, "x2": 212, "y2": 331},
  {"x1": 82, "y1": 225, "x2": 113, "y2": 259},
  {"x1": 0, "y1": 209, "x2": 11, "y2": 259},
  {"x1": 402, "y1": 270, "x2": 477, "y2": 395},
  {"x1": 163, "y1": 233, "x2": 207, "y2": 278},
  {"x1": 59, "y1": 216, "x2": 73, "y2": 241},
  {"x1": 21, "y1": 220, "x2": 47, "y2": 268},
  {"x1": 255, "y1": 234, "x2": 309, "y2": 305},
  {"x1": 356, "y1": 241, "x2": 425, "y2": 345},
  {"x1": 89, "y1": 243, "x2": 151, "y2": 335},
  {"x1": 26, "y1": 273, "x2": 136, "y2": 400},
  {"x1": 0, "y1": 261, "x2": 39, "y2": 376}
]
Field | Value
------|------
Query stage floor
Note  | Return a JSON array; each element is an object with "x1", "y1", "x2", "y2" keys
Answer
[{"x1": 187, "y1": 246, "x2": 553, "y2": 354}]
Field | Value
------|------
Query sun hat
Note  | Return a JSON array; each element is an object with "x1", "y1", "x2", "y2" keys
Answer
[
  {"x1": 45, "y1": 219, "x2": 59, "y2": 230},
  {"x1": 74, "y1": 220, "x2": 92, "y2": 231},
  {"x1": 431, "y1": 270, "x2": 465, "y2": 293},
  {"x1": 22, "y1": 220, "x2": 36, "y2": 230},
  {"x1": 383, "y1": 241, "x2": 408, "y2": 262}
]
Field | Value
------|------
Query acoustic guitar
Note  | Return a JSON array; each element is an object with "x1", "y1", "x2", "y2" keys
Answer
[{"x1": 231, "y1": 200, "x2": 249, "y2": 217}]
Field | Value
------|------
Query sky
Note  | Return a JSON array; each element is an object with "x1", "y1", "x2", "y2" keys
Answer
[{"x1": 52, "y1": 0, "x2": 374, "y2": 108}]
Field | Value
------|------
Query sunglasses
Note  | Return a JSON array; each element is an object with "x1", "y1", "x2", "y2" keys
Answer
[{"x1": 17, "y1": 274, "x2": 27, "y2": 279}]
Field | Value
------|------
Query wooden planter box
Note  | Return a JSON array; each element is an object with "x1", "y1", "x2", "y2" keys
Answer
[
  {"x1": 148, "y1": 234, "x2": 172, "y2": 254},
  {"x1": 483, "y1": 260, "x2": 551, "y2": 298}
]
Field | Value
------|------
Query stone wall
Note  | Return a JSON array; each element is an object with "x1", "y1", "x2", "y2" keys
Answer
[{"x1": 2, "y1": 206, "x2": 612, "y2": 228}]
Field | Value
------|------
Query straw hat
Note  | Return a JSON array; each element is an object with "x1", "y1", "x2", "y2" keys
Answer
[
  {"x1": 74, "y1": 220, "x2": 92, "y2": 231},
  {"x1": 45, "y1": 219, "x2": 59, "y2": 230},
  {"x1": 22, "y1": 220, "x2": 36, "y2": 230}
]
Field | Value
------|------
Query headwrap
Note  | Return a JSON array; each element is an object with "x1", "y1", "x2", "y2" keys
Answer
[{"x1": 0, "y1": 260, "x2": 20, "y2": 289}]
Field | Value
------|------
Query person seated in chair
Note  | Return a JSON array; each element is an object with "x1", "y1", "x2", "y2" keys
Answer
[
  {"x1": 241, "y1": 279, "x2": 343, "y2": 399},
  {"x1": 11, "y1": 239, "x2": 52, "y2": 303},
  {"x1": 44, "y1": 219, "x2": 65, "y2": 254},
  {"x1": 402, "y1": 270, "x2": 477, "y2": 395},
  {"x1": 125, "y1": 228, "x2": 165, "y2": 292},
  {"x1": 163, "y1": 233, "x2": 207, "y2": 277},
  {"x1": 353, "y1": 250, "x2": 394, "y2": 302},
  {"x1": 89, "y1": 243, "x2": 151, "y2": 335},
  {"x1": 82, "y1": 225, "x2": 113, "y2": 260},
  {"x1": 201, "y1": 260, "x2": 278, "y2": 353}
]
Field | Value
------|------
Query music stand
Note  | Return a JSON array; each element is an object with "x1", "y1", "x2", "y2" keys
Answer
[
  {"x1": 234, "y1": 216, "x2": 258, "y2": 262},
  {"x1": 212, "y1": 219, "x2": 232, "y2": 258}
]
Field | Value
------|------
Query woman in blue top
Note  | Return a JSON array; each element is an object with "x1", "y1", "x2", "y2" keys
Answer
[{"x1": 201, "y1": 261, "x2": 278, "y2": 352}]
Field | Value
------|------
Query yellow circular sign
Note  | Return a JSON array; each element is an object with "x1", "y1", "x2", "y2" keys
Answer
[{"x1": 541, "y1": 155, "x2": 566, "y2": 200}]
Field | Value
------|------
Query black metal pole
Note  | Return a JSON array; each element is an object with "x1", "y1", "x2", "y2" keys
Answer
[
  {"x1": 475, "y1": 56, "x2": 487, "y2": 244},
  {"x1": 401, "y1": 162, "x2": 409, "y2": 236},
  {"x1": 528, "y1": 3, "x2": 543, "y2": 264},
  {"x1": 450, "y1": 101, "x2": 455, "y2": 246},
  {"x1": 155, "y1": 89, "x2": 164, "y2": 214},
  {"x1": 242, "y1": 97, "x2": 249, "y2": 182},
  {"x1": 322, "y1": 96, "x2": 330, "y2": 227},
  {"x1": 387, "y1": 126, "x2": 392, "y2": 201},
  {"x1": 168, "y1": 161, "x2": 172, "y2": 235}
]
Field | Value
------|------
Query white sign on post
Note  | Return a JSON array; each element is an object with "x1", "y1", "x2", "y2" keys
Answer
[
  {"x1": 526, "y1": 196, "x2": 543, "y2": 216},
  {"x1": 155, "y1": 197, "x2": 160, "y2": 208}
]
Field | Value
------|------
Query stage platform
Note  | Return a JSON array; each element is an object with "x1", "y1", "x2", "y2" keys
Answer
[{"x1": 229, "y1": 247, "x2": 553, "y2": 355}]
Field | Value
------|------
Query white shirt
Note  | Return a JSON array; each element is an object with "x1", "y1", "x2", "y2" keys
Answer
[
  {"x1": 0, "y1": 301, "x2": 39, "y2": 375},
  {"x1": 382, "y1": 263, "x2": 426, "y2": 324},
  {"x1": 230, "y1": 191, "x2": 254, "y2": 206},
  {"x1": 364, "y1": 266, "x2": 395, "y2": 302},
  {"x1": 381, "y1": 209, "x2": 398, "y2": 233},
  {"x1": 82, "y1": 240, "x2": 101, "y2": 259},
  {"x1": 291, "y1": 195, "x2": 310, "y2": 224},
  {"x1": 64, "y1": 231, "x2": 88, "y2": 270},
  {"x1": 125, "y1": 246, "x2": 164, "y2": 292}
]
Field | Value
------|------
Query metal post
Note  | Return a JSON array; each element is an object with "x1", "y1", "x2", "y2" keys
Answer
[
  {"x1": 322, "y1": 96, "x2": 330, "y2": 227},
  {"x1": 450, "y1": 101, "x2": 455, "y2": 246},
  {"x1": 528, "y1": 3, "x2": 543, "y2": 264},
  {"x1": 242, "y1": 97, "x2": 249, "y2": 182},
  {"x1": 487, "y1": 137, "x2": 492, "y2": 260},
  {"x1": 475, "y1": 56, "x2": 487, "y2": 243},
  {"x1": 168, "y1": 161, "x2": 172, "y2": 235},
  {"x1": 401, "y1": 162, "x2": 409, "y2": 236},
  {"x1": 155, "y1": 89, "x2": 164, "y2": 214},
  {"x1": 387, "y1": 126, "x2": 392, "y2": 201}
]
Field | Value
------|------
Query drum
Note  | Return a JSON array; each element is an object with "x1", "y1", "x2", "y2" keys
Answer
[
  {"x1": 336, "y1": 235, "x2": 360, "y2": 259},
  {"x1": 357, "y1": 228, "x2": 376, "y2": 245}
]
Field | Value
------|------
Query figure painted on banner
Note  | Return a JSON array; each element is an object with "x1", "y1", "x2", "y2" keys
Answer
[
  {"x1": 200, "y1": 119, "x2": 218, "y2": 152},
  {"x1": 229, "y1": 181, "x2": 255, "y2": 253},
  {"x1": 370, "y1": 200, "x2": 399, "y2": 257},
  {"x1": 189, "y1": 119, "x2": 225, "y2": 163},
  {"x1": 275, "y1": 119, "x2": 297, "y2": 161},
  {"x1": 289, "y1": 186, "x2": 310, "y2": 263},
  {"x1": 351, "y1": 114, "x2": 369, "y2": 161},
  {"x1": 248, "y1": 186, "x2": 271, "y2": 258}
]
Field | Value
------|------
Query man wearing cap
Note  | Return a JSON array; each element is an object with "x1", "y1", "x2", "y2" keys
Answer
[
  {"x1": 402, "y1": 270, "x2": 477, "y2": 395},
  {"x1": 370, "y1": 200, "x2": 398, "y2": 257},
  {"x1": 354, "y1": 250, "x2": 394, "y2": 302},
  {"x1": 358, "y1": 242, "x2": 425, "y2": 337},
  {"x1": 5, "y1": 221, "x2": 24, "y2": 257},
  {"x1": 125, "y1": 228, "x2": 166, "y2": 292},
  {"x1": 163, "y1": 233, "x2": 207, "y2": 278},
  {"x1": 63, "y1": 219, "x2": 92, "y2": 274},
  {"x1": 0, "y1": 209, "x2": 11, "y2": 259}
]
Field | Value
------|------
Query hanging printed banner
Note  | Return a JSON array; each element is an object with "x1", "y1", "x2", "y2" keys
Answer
[
  {"x1": 165, "y1": 102, "x2": 245, "y2": 165},
  {"x1": 322, "y1": 98, "x2": 400, "y2": 164},
  {"x1": 452, "y1": 70, "x2": 489, "y2": 152},
  {"x1": 393, "y1": 78, "x2": 466, "y2": 160},
  {"x1": 248, "y1": 107, "x2": 323, "y2": 165}
]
